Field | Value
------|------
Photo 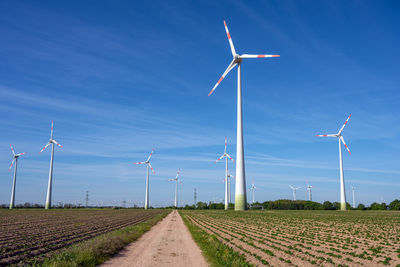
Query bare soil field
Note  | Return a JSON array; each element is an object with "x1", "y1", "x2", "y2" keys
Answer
[
  {"x1": 182, "y1": 210, "x2": 400, "y2": 266},
  {"x1": 102, "y1": 210, "x2": 208, "y2": 267},
  {"x1": 0, "y1": 209, "x2": 163, "y2": 266}
]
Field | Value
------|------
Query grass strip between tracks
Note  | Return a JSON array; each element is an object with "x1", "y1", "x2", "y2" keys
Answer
[
  {"x1": 40, "y1": 210, "x2": 170, "y2": 267},
  {"x1": 180, "y1": 211, "x2": 252, "y2": 267}
]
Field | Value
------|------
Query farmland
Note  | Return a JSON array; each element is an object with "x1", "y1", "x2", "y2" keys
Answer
[
  {"x1": 182, "y1": 210, "x2": 400, "y2": 266},
  {"x1": 0, "y1": 209, "x2": 165, "y2": 266}
]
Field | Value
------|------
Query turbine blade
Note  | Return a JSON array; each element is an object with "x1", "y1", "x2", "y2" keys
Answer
[
  {"x1": 148, "y1": 163, "x2": 155, "y2": 174},
  {"x1": 223, "y1": 20, "x2": 236, "y2": 56},
  {"x1": 146, "y1": 149, "x2": 154, "y2": 162},
  {"x1": 316, "y1": 134, "x2": 337, "y2": 137},
  {"x1": 53, "y1": 140, "x2": 63, "y2": 148},
  {"x1": 133, "y1": 161, "x2": 146, "y2": 165},
  {"x1": 340, "y1": 136, "x2": 351, "y2": 154},
  {"x1": 289, "y1": 185, "x2": 294, "y2": 190},
  {"x1": 225, "y1": 153, "x2": 234, "y2": 162},
  {"x1": 9, "y1": 159, "x2": 15, "y2": 171},
  {"x1": 240, "y1": 54, "x2": 280, "y2": 58},
  {"x1": 208, "y1": 59, "x2": 237, "y2": 96},
  {"x1": 224, "y1": 137, "x2": 227, "y2": 154},
  {"x1": 39, "y1": 143, "x2": 50, "y2": 153},
  {"x1": 10, "y1": 144, "x2": 15, "y2": 156},
  {"x1": 51, "y1": 120, "x2": 54, "y2": 139},
  {"x1": 215, "y1": 154, "x2": 225, "y2": 163},
  {"x1": 16, "y1": 152, "x2": 26, "y2": 157},
  {"x1": 338, "y1": 114, "x2": 351, "y2": 134}
]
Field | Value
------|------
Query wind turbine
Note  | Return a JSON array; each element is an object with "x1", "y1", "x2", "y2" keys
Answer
[
  {"x1": 249, "y1": 182, "x2": 257, "y2": 204},
  {"x1": 306, "y1": 182, "x2": 313, "y2": 201},
  {"x1": 352, "y1": 186, "x2": 356, "y2": 208},
  {"x1": 168, "y1": 169, "x2": 182, "y2": 208},
  {"x1": 289, "y1": 185, "x2": 301, "y2": 201},
  {"x1": 208, "y1": 20, "x2": 280, "y2": 211},
  {"x1": 227, "y1": 172, "x2": 235, "y2": 204},
  {"x1": 316, "y1": 114, "x2": 351, "y2": 210},
  {"x1": 134, "y1": 149, "x2": 155, "y2": 210},
  {"x1": 39, "y1": 121, "x2": 63, "y2": 209},
  {"x1": 8, "y1": 145, "x2": 26, "y2": 209},
  {"x1": 215, "y1": 137, "x2": 234, "y2": 210}
]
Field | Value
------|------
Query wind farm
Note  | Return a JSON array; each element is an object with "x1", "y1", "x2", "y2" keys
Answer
[{"x1": 1, "y1": 1, "x2": 400, "y2": 266}]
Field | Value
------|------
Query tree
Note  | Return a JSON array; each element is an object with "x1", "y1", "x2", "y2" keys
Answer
[
  {"x1": 322, "y1": 201, "x2": 335, "y2": 210},
  {"x1": 369, "y1": 202, "x2": 386, "y2": 210},
  {"x1": 196, "y1": 201, "x2": 208, "y2": 209},
  {"x1": 357, "y1": 203, "x2": 366, "y2": 210},
  {"x1": 389, "y1": 199, "x2": 400, "y2": 210}
]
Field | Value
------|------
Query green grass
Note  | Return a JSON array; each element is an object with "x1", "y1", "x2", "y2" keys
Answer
[
  {"x1": 40, "y1": 210, "x2": 170, "y2": 267},
  {"x1": 180, "y1": 211, "x2": 252, "y2": 267}
]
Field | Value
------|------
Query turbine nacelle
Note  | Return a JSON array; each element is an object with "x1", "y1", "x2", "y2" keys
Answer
[
  {"x1": 208, "y1": 20, "x2": 280, "y2": 97},
  {"x1": 316, "y1": 114, "x2": 351, "y2": 154}
]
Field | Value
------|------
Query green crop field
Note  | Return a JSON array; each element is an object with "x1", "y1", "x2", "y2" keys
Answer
[{"x1": 181, "y1": 210, "x2": 400, "y2": 266}]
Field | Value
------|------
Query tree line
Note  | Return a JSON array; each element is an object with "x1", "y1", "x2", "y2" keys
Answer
[{"x1": 180, "y1": 199, "x2": 400, "y2": 210}]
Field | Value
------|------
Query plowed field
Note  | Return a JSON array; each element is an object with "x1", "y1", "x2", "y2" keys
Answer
[
  {"x1": 182, "y1": 210, "x2": 400, "y2": 266},
  {"x1": 0, "y1": 209, "x2": 164, "y2": 266}
]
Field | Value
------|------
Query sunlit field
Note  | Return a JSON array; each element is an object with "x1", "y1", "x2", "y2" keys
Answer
[{"x1": 182, "y1": 210, "x2": 400, "y2": 266}]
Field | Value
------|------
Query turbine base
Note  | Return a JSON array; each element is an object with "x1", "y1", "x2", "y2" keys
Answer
[{"x1": 235, "y1": 194, "x2": 247, "y2": 211}]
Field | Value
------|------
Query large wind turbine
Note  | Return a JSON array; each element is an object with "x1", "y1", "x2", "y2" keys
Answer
[
  {"x1": 289, "y1": 185, "x2": 301, "y2": 201},
  {"x1": 215, "y1": 137, "x2": 234, "y2": 210},
  {"x1": 316, "y1": 114, "x2": 351, "y2": 210},
  {"x1": 39, "y1": 121, "x2": 62, "y2": 210},
  {"x1": 249, "y1": 182, "x2": 257, "y2": 204},
  {"x1": 8, "y1": 145, "x2": 26, "y2": 209},
  {"x1": 168, "y1": 169, "x2": 182, "y2": 208},
  {"x1": 306, "y1": 182, "x2": 313, "y2": 201},
  {"x1": 134, "y1": 149, "x2": 155, "y2": 210},
  {"x1": 208, "y1": 20, "x2": 280, "y2": 210}
]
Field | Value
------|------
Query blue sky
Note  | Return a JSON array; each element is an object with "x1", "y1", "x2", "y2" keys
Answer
[{"x1": 1, "y1": 0, "x2": 399, "y2": 207}]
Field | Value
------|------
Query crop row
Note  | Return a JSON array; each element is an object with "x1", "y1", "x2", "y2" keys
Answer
[
  {"x1": 0, "y1": 209, "x2": 163, "y2": 266},
  {"x1": 182, "y1": 210, "x2": 400, "y2": 267}
]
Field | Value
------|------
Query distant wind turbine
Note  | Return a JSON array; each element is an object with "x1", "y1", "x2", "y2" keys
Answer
[
  {"x1": 227, "y1": 172, "x2": 235, "y2": 204},
  {"x1": 249, "y1": 182, "x2": 258, "y2": 204},
  {"x1": 208, "y1": 20, "x2": 280, "y2": 211},
  {"x1": 134, "y1": 149, "x2": 155, "y2": 210},
  {"x1": 215, "y1": 137, "x2": 234, "y2": 210},
  {"x1": 39, "y1": 121, "x2": 63, "y2": 209},
  {"x1": 8, "y1": 145, "x2": 26, "y2": 209},
  {"x1": 352, "y1": 186, "x2": 356, "y2": 208},
  {"x1": 316, "y1": 114, "x2": 352, "y2": 210},
  {"x1": 306, "y1": 182, "x2": 313, "y2": 201},
  {"x1": 289, "y1": 185, "x2": 301, "y2": 201},
  {"x1": 168, "y1": 169, "x2": 182, "y2": 208}
]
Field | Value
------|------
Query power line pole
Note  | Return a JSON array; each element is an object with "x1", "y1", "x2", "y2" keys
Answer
[
  {"x1": 194, "y1": 188, "x2": 197, "y2": 206},
  {"x1": 85, "y1": 191, "x2": 89, "y2": 208}
]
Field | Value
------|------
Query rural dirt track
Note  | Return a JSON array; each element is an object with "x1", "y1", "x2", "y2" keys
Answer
[{"x1": 102, "y1": 210, "x2": 208, "y2": 267}]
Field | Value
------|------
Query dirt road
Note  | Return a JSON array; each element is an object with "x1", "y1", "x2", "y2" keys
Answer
[{"x1": 101, "y1": 210, "x2": 208, "y2": 267}]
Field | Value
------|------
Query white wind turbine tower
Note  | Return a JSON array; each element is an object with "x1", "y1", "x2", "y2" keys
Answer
[
  {"x1": 227, "y1": 172, "x2": 235, "y2": 204},
  {"x1": 39, "y1": 121, "x2": 63, "y2": 209},
  {"x1": 249, "y1": 182, "x2": 258, "y2": 204},
  {"x1": 168, "y1": 169, "x2": 182, "y2": 208},
  {"x1": 316, "y1": 114, "x2": 351, "y2": 210},
  {"x1": 306, "y1": 182, "x2": 313, "y2": 201},
  {"x1": 208, "y1": 20, "x2": 280, "y2": 210},
  {"x1": 352, "y1": 186, "x2": 356, "y2": 208},
  {"x1": 8, "y1": 145, "x2": 26, "y2": 209},
  {"x1": 289, "y1": 185, "x2": 301, "y2": 201},
  {"x1": 215, "y1": 137, "x2": 234, "y2": 210},
  {"x1": 134, "y1": 149, "x2": 155, "y2": 210}
]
